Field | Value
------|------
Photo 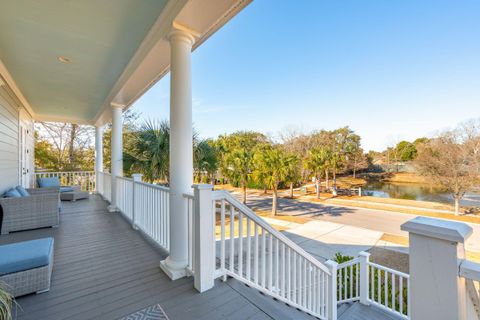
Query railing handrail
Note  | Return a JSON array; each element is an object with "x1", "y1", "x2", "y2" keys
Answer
[
  {"x1": 35, "y1": 170, "x2": 95, "y2": 173},
  {"x1": 368, "y1": 261, "x2": 410, "y2": 279},
  {"x1": 135, "y1": 180, "x2": 170, "y2": 191},
  {"x1": 337, "y1": 258, "x2": 359, "y2": 269},
  {"x1": 460, "y1": 259, "x2": 480, "y2": 281},
  {"x1": 213, "y1": 189, "x2": 331, "y2": 275},
  {"x1": 116, "y1": 176, "x2": 133, "y2": 182}
]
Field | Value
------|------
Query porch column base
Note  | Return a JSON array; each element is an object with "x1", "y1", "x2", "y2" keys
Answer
[
  {"x1": 107, "y1": 205, "x2": 118, "y2": 213},
  {"x1": 160, "y1": 258, "x2": 187, "y2": 280}
]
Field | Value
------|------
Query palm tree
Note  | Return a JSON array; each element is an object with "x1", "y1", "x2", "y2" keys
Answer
[
  {"x1": 194, "y1": 139, "x2": 218, "y2": 184},
  {"x1": 284, "y1": 153, "x2": 300, "y2": 198},
  {"x1": 217, "y1": 132, "x2": 267, "y2": 204},
  {"x1": 124, "y1": 120, "x2": 170, "y2": 183},
  {"x1": 304, "y1": 147, "x2": 330, "y2": 199},
  {"x1": 254, "y1": 146, "x2": 297, "y2": 216}
]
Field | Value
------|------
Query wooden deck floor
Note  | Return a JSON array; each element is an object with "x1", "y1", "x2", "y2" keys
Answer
[{"x1": 0, "y1": 195, "x2": 317, "y2": 320}]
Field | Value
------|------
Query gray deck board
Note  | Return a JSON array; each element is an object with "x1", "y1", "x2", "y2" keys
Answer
[{"x1": 1, "y1": 194, "x2": 402, "y2": 320}]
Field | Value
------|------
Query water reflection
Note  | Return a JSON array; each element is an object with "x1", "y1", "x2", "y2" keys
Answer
[{"x1": 362, "y1": 182, "x2": 480, "y2": 207}]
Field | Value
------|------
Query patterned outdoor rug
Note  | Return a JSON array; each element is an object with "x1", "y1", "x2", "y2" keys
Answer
[{"x1": 118, "y1": 304, "x2": 169, "y2": 320}]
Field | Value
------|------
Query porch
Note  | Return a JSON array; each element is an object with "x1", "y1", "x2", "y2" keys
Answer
[
  {"x1": 0, "y1": 193, "x2": 405, "y2": 320},
  {"x1": 0, "y1": 194, "x2": 318, "y2": 320}
]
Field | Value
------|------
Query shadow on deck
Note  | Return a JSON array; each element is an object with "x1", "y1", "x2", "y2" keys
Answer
[{"x1": 1, "y1": 195, "x2": 317, "y2": 320}]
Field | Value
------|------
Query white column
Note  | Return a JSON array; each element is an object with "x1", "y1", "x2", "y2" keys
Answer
[
  {"x1": 160, "y1": 28, "x2": 195, "y2": 280},
  {"x1": 108, "y1": 103, "x2": 124, "y2": 212},
  {"x1": 192, "y1": 184, "x2": 215, "y2": 292},
  {"x1": 401, "y1": 217, "x2": 473, "y2": 320},
  {"x1": 95, "y1": 125, "x2": 104, "y2": 194}
]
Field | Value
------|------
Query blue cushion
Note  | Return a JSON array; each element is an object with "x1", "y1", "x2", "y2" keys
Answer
[
  {"x1": 0, "y1": 238, "x2": 54, "y2": 275},
  {"x1": 4, "y1": 188, "x2": 21, "y2": 198},
  {"x1": 16, "y1": 185, "x2": 30, "y2": 197},
  {"x1": 60, "y1": 187, "x2": 74, "y2": 193},
  {"x1": 37, "y1": 177, "x2": 60, "y2": 188}
]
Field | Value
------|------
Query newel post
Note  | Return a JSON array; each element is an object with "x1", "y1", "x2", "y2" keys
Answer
[
  {"x1": 131, "y1": 174, "x2": 143, "y2": 230},
  {"x1": 358, "y1": 251, "x2": 370, "y2": 305},
  {"x1": 401, "y1": 217, "x2": 472, "y2": 320},
  {"x1": 326, "y1": 260, "x2": 338, "y2": 320},
  {"x1": 193, "y1": 184, "x2": 215, "y2": 293}
]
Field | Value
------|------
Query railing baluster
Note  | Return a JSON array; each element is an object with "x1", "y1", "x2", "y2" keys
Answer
[
  {"x1": 246, "y1": 217, "x2": 251, "y2": 282},
  {"x1": 384, "y1": 270, "x2": 388, "y2": 307},
  {"x1": 268, "y1": 233, "x2": 272, "y2": 290},
  {"x1": 261, "y1": 229, "x2": 266, "y2": 288},
  {"x1": 399, "y1": 276, "x2": 403, "y2": 315},
  {"x1": 292, "y1": 252, "x2": 296, "y2": 304},
  {"x1": 275, "y1": 238, "x2": 279, "y2": 294},
  {"x1": 230, "y1": 206, "x2": 235, "y2": 273},
  {"x1": 391, "y1": 272, "x2": 395, "y2": 311},
  {"x1": 287, "y1": 247, "x2": 291, "y2": 301},
  {"x1": 220, "y1": 199, "x2": 226, "y2": 275},
  {"x1": 238, "y1": 210, "x2": 243, "y2": 277},
  {"x1": 254, "y1": 224, "x2": 259, "y2": 285}
]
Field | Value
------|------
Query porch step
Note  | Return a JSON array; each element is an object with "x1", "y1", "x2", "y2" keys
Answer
[
  {"x1": 226, "y1": 278, "x2": 316, "y2": 320},
  {"x1": 338, "y1": 302, "x2": 403, "y2": 320}
]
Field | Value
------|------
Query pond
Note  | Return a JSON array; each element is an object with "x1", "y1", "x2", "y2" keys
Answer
[{"x1": 362, "y1": 181, "x2": 480, "y2": 207}]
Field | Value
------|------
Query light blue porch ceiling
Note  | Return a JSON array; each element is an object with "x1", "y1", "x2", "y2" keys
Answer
[{"x1": 0, "y1": 0, "x2": 167, "y2": 122}]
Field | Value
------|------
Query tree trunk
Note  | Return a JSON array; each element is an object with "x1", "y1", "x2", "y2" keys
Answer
[
  {"x1": 272, "y1": 187, "x2": 278, "y2": 216},
  {"x1": 315, "y1": 179, "x2": 320, "y2": 199},
  {"x1": 242, "y1": 183, "x2": 247, "y2": 204},
  {"x1": 454, "y1": 196, "x2": 460, "y2": 216},
  {"x1": 263, "y1": 186, "x2": 267, "y2": 194},
  {"x1": 353, "y1": 159, "x2": 357, "y2": 179},
  {"x1": 352, "y1": 158, "x2": 357, "y2": 179},
  {"x1": 68, "y1": 124, "x2": 77, "y2": 171},
  {"x1": 325, "y1": 170, "x2": 329, "y2": 190},
  {"x1": 333, "y1": 168, "x2": 337, "y2": 187},
  {"x1": 289, "y1": 182, "x2": 294, "y2": 198}
]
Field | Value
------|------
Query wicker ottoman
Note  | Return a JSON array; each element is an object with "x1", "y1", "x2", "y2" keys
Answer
[
  {"x1": 60, "y1": 190, "x2": 89, "y2": 201},
  {"x1": 0, "y1": 237, "x2": 54, "y2": 297}
]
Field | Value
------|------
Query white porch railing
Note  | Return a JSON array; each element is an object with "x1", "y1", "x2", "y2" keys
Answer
[
  {"x1": 97, "y1": 171, "x2": 111, "y2": 202},
  {"x1": 337, "y1": 253, "x2": 410, "y2": 319},
  {"x1": 337, "y1": 258, "x2": 360, "y2": 304},
  {"x1": 211, "y1": 190, "x2": 333, "y2": 319},
  {"x1": 112, "y1": 176, "x2": 170, "y2": 251},
  {"x1": 460, "y1": 260, "x2": 480, "y2": 319},
  {"x1": 34, "y1": 171, "x2": 95, "y2": 191}
]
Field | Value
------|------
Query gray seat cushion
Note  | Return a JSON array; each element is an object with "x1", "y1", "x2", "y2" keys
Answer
[{"x1": 0, "y1": 237, "x2": 54, "y2": 275}]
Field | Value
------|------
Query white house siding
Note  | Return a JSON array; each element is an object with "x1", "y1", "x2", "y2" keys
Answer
[{"x1": 0, "y1": 83, "x2": 34, "y2": 193}]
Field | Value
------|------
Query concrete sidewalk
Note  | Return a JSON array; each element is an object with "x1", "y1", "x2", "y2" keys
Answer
[{"x1": 271, "y1": 219, "x2": 406, "y2": 262}]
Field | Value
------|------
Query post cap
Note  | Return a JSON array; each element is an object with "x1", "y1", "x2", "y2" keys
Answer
[
  {"x1": 401, "y1": 216, "x2": 473, "y2": 243},
  {"x1": 325, "y1": 259, "x2": 338, "y2": 269},
  {"x1": 192, "y1": 184, "x2": 213, "y2": 190},
  {"x1": 358, "y1": 251, "x2": 371, "y2": 258},
  {"x1": 131, "y1": 173, "x2": 143, "y2": 181}
]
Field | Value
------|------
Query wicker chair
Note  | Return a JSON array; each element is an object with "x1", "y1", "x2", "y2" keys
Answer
[{"x1": 0, "y1": 188, "x2": 60, "y2": 235}]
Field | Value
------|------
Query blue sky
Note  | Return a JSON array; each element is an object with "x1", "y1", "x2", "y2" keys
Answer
[{"x1": 131, "y1": 0, "x2": 480, "y2": 151}]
